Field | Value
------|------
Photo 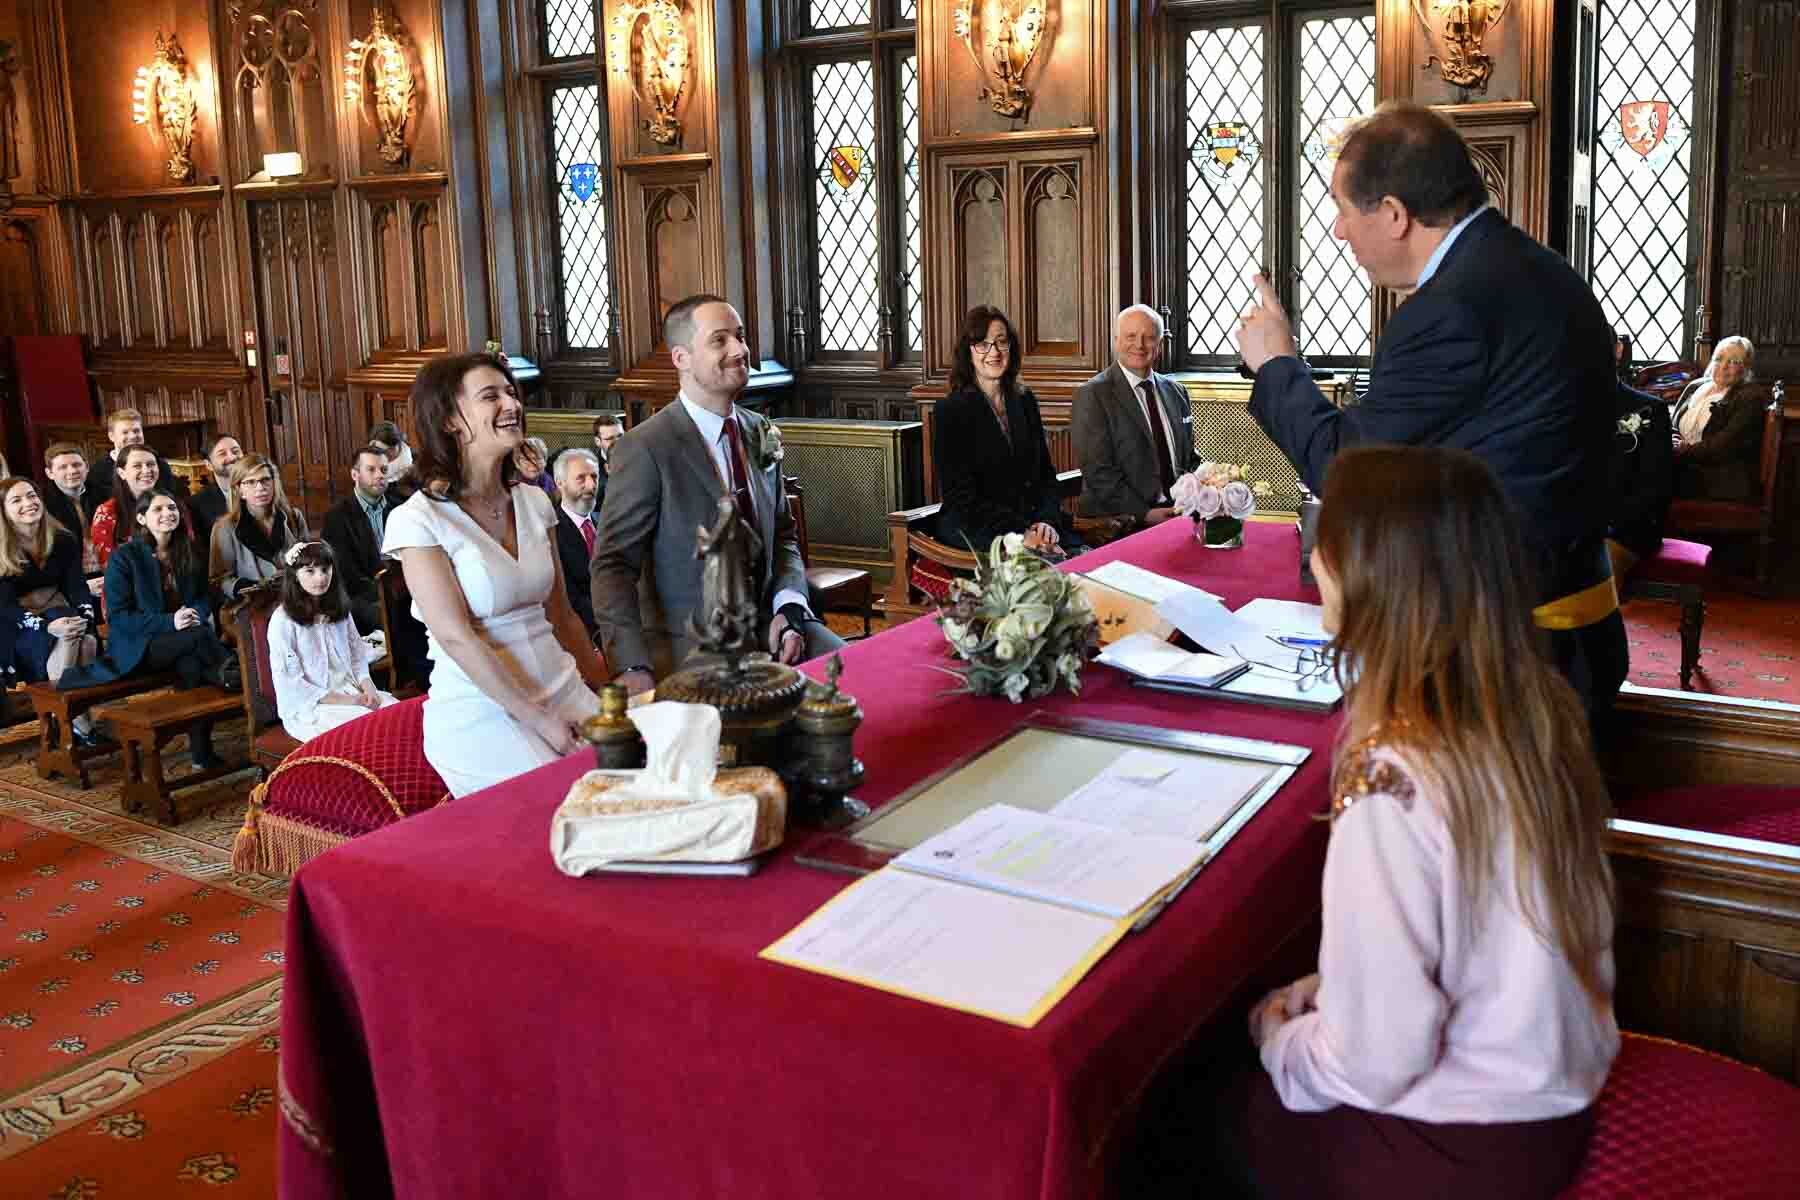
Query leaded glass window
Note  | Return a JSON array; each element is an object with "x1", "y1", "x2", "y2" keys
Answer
[
  {"x1": 550, "y1": 84, "x2": 615, "y2": 352},
  {"x1": 544, "y1": 0, "x2": 596, "y2": 61},
  {"x1": 1184, "y1": 25, "x2": 1267, "y2": 359},
  {"x1": 812, "y1": 61, "x2": 881, "y2": 352},
  {"x1": 899, "y1": 53, "x2": 923, "y2": 353},
  {"x1": 1296, "y1": 15, "x2": 1375, "y2": 360},
  {"x1": 810, "y1": 1, "x2": 868, "y2": 31},
  {"x1": 1591, "y1": 0, "x2": 1697, "y2": 362},
  {"x1": 898, "y1": 0, "x2": 917, "y2": 21}
]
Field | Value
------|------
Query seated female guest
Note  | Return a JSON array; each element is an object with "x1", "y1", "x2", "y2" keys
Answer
[
  {"x1": 1670, "y1": 336, "x2": 1768, "y2": 502},
  {"x1": 515, "y1": 436, "x2": 556, "y2": 500},
  {"x1": 934, "y1": 306, "x2": 1084, "y2": 557},
  {"x1": 1, "y1": 480, "x2": 100, "y2": 736},
  {"x1": 267, "y1": 540, "x2": 397, "y2": 742},
  {"x1": 61, "y1": 492, "x2": 236, "y2": 767},
  {"x1": 211, "y1": 454, "x2": 311, "y2": 600},
  {"x1": 384, "y1": 351, "x2": 609, "y2": 798},
  {"x1": 1244, "y1": 445, "x2": 1617, "y2": 1199},
  {"x1": 90, "y1": 445, "x2": 185, "y2": 572}
]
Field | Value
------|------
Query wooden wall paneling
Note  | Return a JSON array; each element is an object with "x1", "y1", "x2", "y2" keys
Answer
[
  {"x1": 229, "y1": 0, "x2": 333, "y2": 182},
  {"x1": 409, "y1": 194, "x2": 447, "y2": 348},
  {"x1": 0, "y1": 209, "x2": 51, "y2": 333}
]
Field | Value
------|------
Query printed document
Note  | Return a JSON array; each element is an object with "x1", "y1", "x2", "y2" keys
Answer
[
  {"x1": 1050, "y1": 747, "x2": 1272, "y2": 842},
  {"x1": 1084, "y1": 561, "x2": 1220, "y2": 604}
]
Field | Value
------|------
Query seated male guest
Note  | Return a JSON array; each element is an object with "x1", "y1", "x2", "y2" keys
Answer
[
  {"x1": 1072, "y1": 304, "x2": 1198, "y2": 523},
  {"x1": 40, "y1": 442, "x2": 104, "y2": 598},
  {"x1": 593, "y1": 414, "x2": 624, "y2": 501},
  {"x1": 188, "y1": 433, "x2": 244, "y2": 547},
  {"x1": 321, "y1": 445, "x2": 399, "y2": 635},
  {"x1": 934, "y1": 305, "x2": 1085, "y2": 558},
  {"x1": 1671, "y1": 336, "x2": 1768, "y2": 502},
  {"x1": 1235, "y1": 100, "x2": 1625, "y2": 722},
  {"x1": 592, "y1": 293, "x2": 844, "y2": 692},
  {"x1": 87, "y1": 408, "x2": 187, "y2": 502},
  {"x1": 552, "y1": 447, "x2": 602, "y2": 641},
  {"x1": 368, "y1": 420, "x2": 417, "y2": 502}
]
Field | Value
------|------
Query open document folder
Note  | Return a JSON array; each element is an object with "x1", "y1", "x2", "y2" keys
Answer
[
  {"x1": 764, "y1": 805, "x2": 1208, "y2": 1027},
  {"x1": 1138, "y1": 593, "x2": 1345, "y2": 711}
]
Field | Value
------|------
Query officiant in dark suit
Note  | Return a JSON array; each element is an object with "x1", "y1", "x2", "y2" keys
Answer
[
  {"x1": 1235, "y1": 100, "x2": 1626, "y2": 720},
  {"x1": 591, "y1": 294, "x2": 844, "y2": 693},
  {"x1": 551, "y1": 447, "x2": 601, "y2": 641},
  {"x1": 1072, "y1": 305, "x2": 1200, "y2": 523}
]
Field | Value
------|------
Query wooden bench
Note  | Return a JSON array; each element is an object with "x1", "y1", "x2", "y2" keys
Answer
[
  {"x1": 22, "y1": 674, "x2": 176, "y2": 786},
  {"x1": 90, "y1": 687, "x2": 247, "y2": 824}
]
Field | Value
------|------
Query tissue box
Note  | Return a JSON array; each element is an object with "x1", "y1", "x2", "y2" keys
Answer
[{"x1": 550, "y1": 767, "x2": 788, "y2": 875}]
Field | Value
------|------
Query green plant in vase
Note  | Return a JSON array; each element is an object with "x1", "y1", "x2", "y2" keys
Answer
[{"x1": 934, "y1": 533, "x2": 1101, "y2": 702}]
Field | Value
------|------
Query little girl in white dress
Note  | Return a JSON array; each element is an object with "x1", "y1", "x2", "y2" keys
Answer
[{"x1": 267, "y1": 540, "x2": 397, "y2": 742}]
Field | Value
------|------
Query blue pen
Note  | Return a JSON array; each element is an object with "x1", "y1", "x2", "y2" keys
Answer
[{"x1": 1275, "y1": 635, "x2": 1331, "y2": 649}]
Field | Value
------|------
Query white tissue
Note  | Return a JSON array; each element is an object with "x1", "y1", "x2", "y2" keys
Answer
[{"x1": 626, "y1": 702, "x2": 721, "y2": 799}]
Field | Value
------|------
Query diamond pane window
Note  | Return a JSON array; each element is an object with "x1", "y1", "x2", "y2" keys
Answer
[
  {"x1": 810, "y1": 1, "x2": 868, "y2": 31},
  {"x1": 1184, "y1": 26, "x2": 1266, "y2": 358},
  {"x1": 1592, "y1": 0, "x2": 1696, "y2": 362},
  {"x1": 1296, "y1": 15, "x2": 1374, "y2": 360},
  {"x1": 550, "y1": 85, "x2": 614, "y2": 353},
  {"x1": 811, "y1": 60, "x2": 880, "y2": 353},
  {"x1": 543, "y1": 0, "x2": 596, "y2": 61},
  {"x1": 899, "y1": 53, "x2": 923, "y2": 353},
  {"x1": 899, "y1": 0, "x2": 917, "y2": 20}
]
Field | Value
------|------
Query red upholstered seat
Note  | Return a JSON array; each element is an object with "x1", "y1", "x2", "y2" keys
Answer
[
  {"x1": 908, "y1": 557, "x2": 960, "y2": 605},
  {"x1": 1615, "y1": 785, "x2": 1800, "y2": 847},
  {"x1": 231, "y1": 694, "x2": 448, "y2": 877},
  {"x1": 1630, "y1": 538, "x2": 1712, "y2": 587},
  {"x1": 1559, "y1": 1033, "x2": 1800, "y2": 1198}
]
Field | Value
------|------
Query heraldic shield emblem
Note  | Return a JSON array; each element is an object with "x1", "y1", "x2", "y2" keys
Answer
[
  {"x1": 1192, "y1": 121, "x2": 1262, "y2": 180},
  {"x1": 827, "y1": 145, "x2": 866, "y2": 191},
  {"x1": 570, "y1": 162, "x2": 599, "y2": 203},
  {"x1": 1600, "y1": 101, "x2": 1689, "y2": 173}
]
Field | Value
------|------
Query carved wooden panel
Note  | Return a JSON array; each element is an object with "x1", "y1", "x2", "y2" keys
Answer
[
  {"x1": 1733, "y1": 942, "x2": 1800, "y2": 1079},
  {"x1": 1022, "y1": 161, "x2": 1081, "y2": 355},
  {"x1": 1734, "y1": 0, "x2": 1800, "y2": 171},
  {"x1": 951, "y1": 167, "x2": 1008, "y2": 322},
  {"x1": 0, "y1": 217, "x2": 49, "y2": 334},
  {"x1": 603, "y1": 0, "x2": 711, "y2": 161},
  {"x1": 929, "y1": 0, "x2": 1097, "y2": 137},
  {"x1": 229, "y1": 0, "x2": 329, "y2": 182},
  {"x1": 1724, "y1": 194, "x2": 1800, "y2": 366},
  {"x1": 646, "y1": 185, "x2": 705, "y2": 346},
  {"x1": 352, "y1": 186, "x2": 451, "y2": 357},
  {"x1": 1613, "y1": 924, "x2": 1705, "y2": 1043},
  {"x1": 71, "y1": 199, "x2": 233, "y2": 352}
]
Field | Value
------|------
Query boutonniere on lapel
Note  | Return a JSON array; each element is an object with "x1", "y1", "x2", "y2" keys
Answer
[{"x1": 750, "y1": 421, "x2": 784, "y2": 473}]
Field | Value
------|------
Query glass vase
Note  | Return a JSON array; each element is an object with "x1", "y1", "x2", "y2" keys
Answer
[{"x1": 1193, "y1": 515, "x2": 1244, "y2": 549}]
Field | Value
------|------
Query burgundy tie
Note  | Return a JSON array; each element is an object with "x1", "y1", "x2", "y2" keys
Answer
[
  {"x1": 581, "y1": 516, "x2": 595, "y2": 557},
  {"x1": 722, "y1": 416, "x2": 756, "y2": 522},
  {"x1": 1140, "y1": 379, "x2": 1176, "y2": 501}
]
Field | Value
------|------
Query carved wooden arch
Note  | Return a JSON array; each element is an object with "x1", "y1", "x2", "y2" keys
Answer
[
  {"x1": 950, "y1": 167, "x2": 1008, "y2": 329},
  {"x1": 1021, "y1": 162, "x2": 1082, "y2": 353},
  {"x1": 155, "y1": 210, "x2": 193, "y2": 346},
  {"x1": 643, "y1": 185, "x2": 703, "y2": 346},
  {"x1": 231, "y1": 0, "x2": 324, "y2": 180},
  {"x1": 0, "y1": 218, "x2": 48, "y2": 334}
]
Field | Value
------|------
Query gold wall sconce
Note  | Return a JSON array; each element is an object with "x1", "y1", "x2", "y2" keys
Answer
[
  {"x1": 1412, "y1": 0, "x2": 1508, "y2": 92},
  {"x1": 953, "y1": 1, "x2": 1048, "y2": 120},
  {"x1": 606, "y1": 1, "x2": 690, "y2": 146},
  {"x1": 344, "y1": 6, "x2": 418, "y2": 168},
  {"x1": 132, "y1": 31, "x2": 199, "y2": 183}
]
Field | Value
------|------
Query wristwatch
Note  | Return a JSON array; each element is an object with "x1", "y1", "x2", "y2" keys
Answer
[{"x1": 778, "y1": 602, "x2": 810, "y2": 642}]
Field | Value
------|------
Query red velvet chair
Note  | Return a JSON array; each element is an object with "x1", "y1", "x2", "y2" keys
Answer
[
  {"x1": 1622, "y1": 538, "x2": 1711, "y2": 690},
  {"x1": 1559, "y1": 1032, "x2": 1800, "y2": 1198},
  {"x1": 231, "y1": 693, "x2": 449, "y2": 877}
]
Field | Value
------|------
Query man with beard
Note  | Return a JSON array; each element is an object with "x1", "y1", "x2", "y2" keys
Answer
[
  {"x1": 321, "y1": 445, "x2": 402, "y2": 636},
  {"x1": 551, "y1": 447, "x2": 602, "y2": 642},
  {"x1": 592, "y1": 413, "x2": 624, "y2": 503},
  {"x1": 188, "y1": 433, "x2": 243, "y2": 547},
  {"x1": 87, "y1": 408, "x2": 187, "y2": 502},
  {"x1": 591, "y1": 293, "x2": 844, "y2": 692}
]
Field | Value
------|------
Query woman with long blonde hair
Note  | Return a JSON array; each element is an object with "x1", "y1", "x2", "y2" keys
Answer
[
  {"x1": 210, "y1": 453, "x2": 311, "y2": 599},
  {"x1": 1243, "y1": 445, "x2": 1617, "y2": 1198}
]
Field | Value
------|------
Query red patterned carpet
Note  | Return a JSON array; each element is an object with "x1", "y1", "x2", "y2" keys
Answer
[
  {"x1": 0, "y1": 736, "x2": 282, "y2": 1198},
  {"x1": 1622, "y1": 593, "x2": 1800, "y2": 704}
]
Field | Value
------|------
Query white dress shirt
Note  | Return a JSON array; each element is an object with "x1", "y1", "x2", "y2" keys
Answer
[
  {"x1": 677, "y1": 393, "x2": 810, "y2": 620},
  {"x1": 560, "y1": 501, "x2": 597, "y2": 551},
  {"x1": 1118, "y1": 365, "x2": 1180, "y2": 501}
]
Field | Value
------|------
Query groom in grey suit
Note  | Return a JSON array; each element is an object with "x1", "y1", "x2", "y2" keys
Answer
[
  {"x1": 1071, "y1": 304, "x2": 1199, "y2": 523},
  {"x1": 591, "y1": 294, "x2": 844, "y2": 693}
]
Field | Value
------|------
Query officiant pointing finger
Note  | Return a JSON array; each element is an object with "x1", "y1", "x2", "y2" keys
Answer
[{"x1": 1235, "y1": 101, "x2": 1626, "y2": 722}]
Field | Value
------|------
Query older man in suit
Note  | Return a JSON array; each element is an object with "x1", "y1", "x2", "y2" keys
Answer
[
  {"x1": 1072, "y1": 305, "x2": 1199, "y2": 523},
  {"x1": 1236, "y1": 100, "x2": 1626, "y2": 720},
  {"x1": 592, "y1": 293, "x2": 844, "y2": 694},
  {"x1": 552, "y1": 447, "x2": 602, "y2": 641}
]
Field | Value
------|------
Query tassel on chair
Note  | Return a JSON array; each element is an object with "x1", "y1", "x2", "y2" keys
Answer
[{"x1": 232, "y1": 782, "x2": 267, "y2": 875}]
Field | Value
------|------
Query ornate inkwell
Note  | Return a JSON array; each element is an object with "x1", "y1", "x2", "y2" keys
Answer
[
  {"x1": 785, "y1": 655, "x2": 869, "y2": 829},
  {"x1": 580, "y1": 683, "x2": 646, "y2": 770}
]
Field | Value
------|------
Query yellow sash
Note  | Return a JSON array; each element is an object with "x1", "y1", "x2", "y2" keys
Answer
[{"x1": 1532, "y1": 575, "x2": 1619, "y2": 631}]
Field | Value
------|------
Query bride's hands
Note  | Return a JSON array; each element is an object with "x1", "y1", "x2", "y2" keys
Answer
[{"x1": 528, "y1": 708, "x2": 584, "y2": 756}]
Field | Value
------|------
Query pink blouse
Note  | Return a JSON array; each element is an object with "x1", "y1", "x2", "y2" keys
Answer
[{"x1": 1261, "y1": 747, "x2": 1619, "y2": 1124}]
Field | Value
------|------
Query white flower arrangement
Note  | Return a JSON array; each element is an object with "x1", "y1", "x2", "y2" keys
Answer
[
  {"x1": 1170, "y1": 462, "x2": 1274, "y2": 546},
  {"x1": 935, "y1": 532, "x2": 1100, "y2": 703},
  {"x1": 753, "y1": 422, "x2": 784, "y2": 471}
]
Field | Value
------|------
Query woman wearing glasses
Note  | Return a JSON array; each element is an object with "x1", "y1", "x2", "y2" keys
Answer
[
  {"x1": 1240, "y1": 445, "x2": 1617, "y2": 1198},
  {"x1": 210, "y1": 454, "x2": 312, "y2": 600},
  {"x1": 933, "y1": 306, "x2": 1083, "y2": 557}
]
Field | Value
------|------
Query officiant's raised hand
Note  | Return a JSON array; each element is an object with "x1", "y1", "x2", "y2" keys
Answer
[{"x1": 1233, "y1": 273, "x2": 1298, "y2": 374}]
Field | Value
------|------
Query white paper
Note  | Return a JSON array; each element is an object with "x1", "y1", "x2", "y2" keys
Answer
[
  {"x1": 1233, "y1": 598, "x2": 1330, "y2": 644},
  {"x1": 1084, "y1": 561, "x2": 1220, "y2": 604},
  {"x1": 1096, "y1": 632, "x2": 1245, "y2": 687},
  {"x1": 1050, "y1": 748, "x2": 1271, "y2": 842},
  {"x1": 764, "y1": 869, "x2": 1122, "y2": 1026},
  {"x1": 893, "y1": 804, "x2": 1205, "y2": 919},
  {"x1": 1155, "y1": 591, "x2": 1271, "y2": 658}
]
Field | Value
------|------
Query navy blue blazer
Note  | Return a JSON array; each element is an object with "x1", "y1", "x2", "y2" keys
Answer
[
  {"x1": 1249, "y1": 209, "x2": 1615, "y2": 582},
  {"x1": 60, "y1": 540, "x2": 213, "y2": 687}
]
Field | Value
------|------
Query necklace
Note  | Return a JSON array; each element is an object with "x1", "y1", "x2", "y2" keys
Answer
[{"x1": 462, "y1": 489, "x2": 510, "y2": 523}]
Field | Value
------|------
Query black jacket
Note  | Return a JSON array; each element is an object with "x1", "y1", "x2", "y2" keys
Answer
[
  {"x1": 933, "y1": 385, "x2": 1067, "y2": 551},
  {"x1": 1249, "y1": 209, "x2": 1616, "y2": 586},
  {"x1": 89, "y1": 450, "x2": 188, "y2": 506},
  {"x1": 188, "y1": 481, "x2": 230, "y2": 548},
  {"x1": 554, "y1": 504, "x2": 599, "y2": 639},
  {"x1": 1608, "y1": 381, "x2": 1674, "y2": 558},
  {"x1": 40, "y1": 482, "x2": 98, "y2": 552},
  {"x1": 320, "y1": 490, "x2": 402, "y2": 606},
  {"x1": 1671, "y1": 379, "x2": 1768, "y2": 503}
]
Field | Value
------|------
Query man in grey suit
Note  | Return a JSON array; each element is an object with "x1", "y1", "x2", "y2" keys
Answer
[
  {"x1": 1071, "y1": 305, "x2": 1199, "y2": 523},
  {"x1": 591, "y1": 293, "x2": 844, "y2": 694}
]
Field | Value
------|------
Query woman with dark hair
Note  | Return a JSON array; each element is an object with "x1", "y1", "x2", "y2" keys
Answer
[
  {"x1": 0, "y1": 478, "x2": 99, "y2": 714},
  {"x1": 934, "y1": 306, "x2": 1082, "y2": 556},
  {"x1": 267, "y1": 539, "x2": 396, "y2": 742},
  {"x1": 1230, "y1": 445, "x2": 1616, "y2": 1198},
  {"x1": 211, "y1": 454, "x2": 312, "y2": 599},
  {"x1": 382, "y1": 351, "x2": 608, "y2": 797},
  {"x1": 88, "y1": 445, "x2": 186, "y2": 572},
  {"x1": 61, "y1": 491, "x2": 237, "y2": 766}
]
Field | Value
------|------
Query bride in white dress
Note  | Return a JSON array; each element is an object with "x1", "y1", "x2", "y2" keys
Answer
[{"x1": 382, "y1": 352, "x2": 611, "y2": 797}]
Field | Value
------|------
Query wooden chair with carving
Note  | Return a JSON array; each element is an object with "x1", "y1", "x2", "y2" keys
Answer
[
  {"x1": 784, "y1": 475, "x2": 873, "y2": 639},
  {"x1": 375, "y1": 560, "x2": 430, "y2": 696},
  {"x1": 1666, "y1": 379, "x2": 1787, "y2": 590},
  {"x1": 230, "y1": 582, "x2": 303, "y2": 778}
]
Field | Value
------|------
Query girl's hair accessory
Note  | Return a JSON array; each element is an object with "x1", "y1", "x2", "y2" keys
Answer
[{"x1": 284, "y1": 540, "x2": 318, "y2": 567}]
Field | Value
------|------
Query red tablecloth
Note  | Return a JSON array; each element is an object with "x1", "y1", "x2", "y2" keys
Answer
[{"x1": 279, "y1": 518, "x2": 1337, "y2": 1200}]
